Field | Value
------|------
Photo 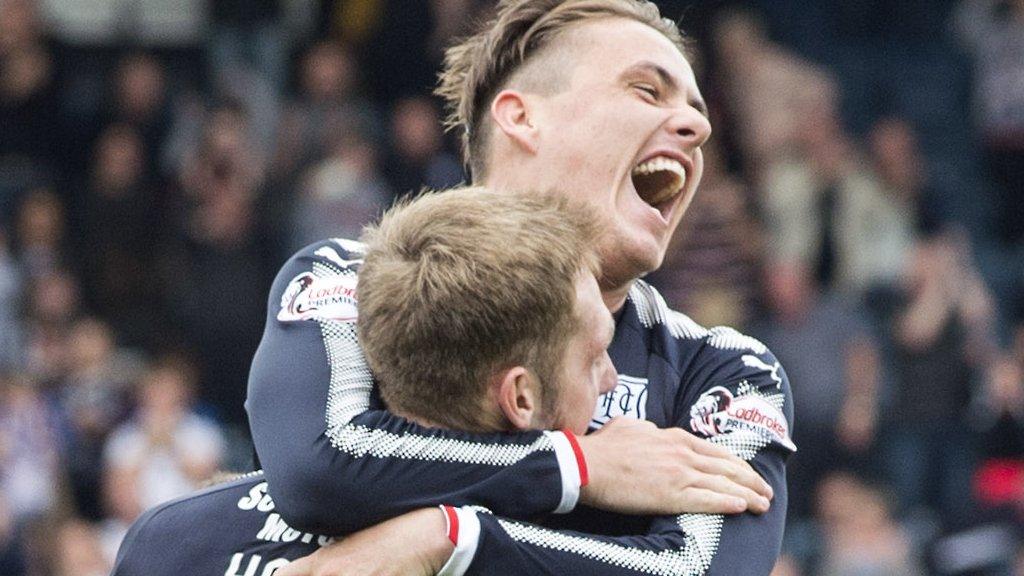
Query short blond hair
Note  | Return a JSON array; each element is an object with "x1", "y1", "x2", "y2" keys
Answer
[
  {"x1": 436, "y1": 0, "x2": 687, "y2": 180},
  {"x1": 357, "y1": 187, "x2": 600, "y2": 431}
]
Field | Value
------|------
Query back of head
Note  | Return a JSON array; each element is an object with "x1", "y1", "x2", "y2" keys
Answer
[
  {"x1": 357, "y1": 187, "x2": 599, "y2": 431},
  {"x1": 436, "y1": 0, "x2": 686, "y2": 181}
]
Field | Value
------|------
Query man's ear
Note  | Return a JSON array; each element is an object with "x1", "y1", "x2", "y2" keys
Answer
[
  {"x1": 490, "y1": 90, "x2": 539, "y2": 154},
  {"x1": 493, "y1": 366, "x2": 539, "y2": 431}
]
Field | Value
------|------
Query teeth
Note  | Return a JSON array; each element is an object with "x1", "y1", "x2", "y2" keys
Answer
[
  {"x1": 631, "y1": 157, "x2": 685, "y2": 177},
  {"x1": 631, "y1": 157, "x2": 687, "y2": 206}
]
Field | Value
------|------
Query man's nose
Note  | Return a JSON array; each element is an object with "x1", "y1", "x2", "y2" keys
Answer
[{"x1": 667, "y1": 106, "x2": 712, "y2": 149}]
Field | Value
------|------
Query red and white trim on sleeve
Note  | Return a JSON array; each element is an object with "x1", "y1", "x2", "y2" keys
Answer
[
  {"x1": 543, "y1": 430, "x2": 588, "y2": 514},
  {"x1": 437, "y1": 506, "x2": 482, "y2": 576}
]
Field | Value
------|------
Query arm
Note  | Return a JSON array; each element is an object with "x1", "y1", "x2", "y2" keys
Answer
[
  {"x1": 272, "y1": 331, "x2": 792, "y2": 576},
  {"x1": 248, "y1": 240, "x2": 773, "y2": 535},
  {"x1": 247, "y1": 240, "x2": 576, "y2": 535},
  {"x1": 276, "y1": 502, "x2": 748, "y2": 576},
  {"x1": 679, "y1": 332, "x2": 795, "y2": 575}
]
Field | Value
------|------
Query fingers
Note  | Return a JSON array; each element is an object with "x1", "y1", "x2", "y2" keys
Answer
[
  {"x1": 690, "y1": 472, "x2": 771, "y2": 515},
  {"x1": 672, "y1": 488, "x2": 749, "y2": 515},
  {"x1": 690, "y1": 452, "x2": 773, "y2": 501},
  {"x1": 686, "y1": 435, "x2": 774, "y2": 500}
]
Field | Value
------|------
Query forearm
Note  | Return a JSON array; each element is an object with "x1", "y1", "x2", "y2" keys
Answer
[
  {"x1": 248, "y1": 337, "x2": 573, "y2": 533},
  {"x1": 432, "y1": 506, "x2": 698, "y2": 576}
]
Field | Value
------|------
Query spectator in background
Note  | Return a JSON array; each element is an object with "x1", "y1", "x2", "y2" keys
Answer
[
  {"x1": 711, "y1": 7, "x2": 836, "y2": 174},
  {"x1": 749, "y1": 261, "x2": 882, "y2": 518},
  {"x1": 59, "y1": 52, "x2": 173, "y2": 187},
  {"x1": 105, "y1": 54, "x2": 172, "y2": 176},
  {"x1": 760, "y1": 93, "x2": 914, "y2": 298},
  {"x1": 21, "y1": 268, "x2": 79, "y2": 385},
  {"x1": 59, "y1": 317, "x2": 140, "y2": 521},
  {"x1": 867, "y1": 228, "x2": 998, "y2": 527},
  {"x1": 0, "y1": 0, "x2": 61, "y2": 172},
  {"x1": 0, "y1": 371, "x2": 63, "y2": 527},
  {"x1": 77, "y1": 124, "x2": 163, "y2": 348},
  {"x1": 0, "y1": 371, "x2": 64, "y2": 576},
  {"x1": 383, "y1": 96, "x2": 463, "y2": 200},
  {"x1": 646, "y1": 138, "x2": 762, "y2": 328},
  {"x1": 102, "y1": 356, "x2": 224, "y2": 523},
  {"x1": 162, "y1": 103, "x2": 272, "y2": 430},
  {"x1": 53, "y1": 518, "x2": 110, "y2": 576},
  {"x1": 290, "y1": 129, "x2": 391, "y2": 249},
  {"x1": 972, "y1": 334, "x2": 1024, "y2": 523},
  {"x1": 271, "y1": 40, "x2": 378, "y2": 190},
  {"x1": 954, "y1": 0, "x2": 1024, "y2": 245},
  {"x1": 12, "y1": 187, "x2": 66, "y2": 279},
  {"x1": 814, "y1": 471, "x2": 924, "y2": 576}
]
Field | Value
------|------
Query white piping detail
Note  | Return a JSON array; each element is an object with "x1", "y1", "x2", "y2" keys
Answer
[
  {"x1": 494, "y1": 518, "x2": 711, "y2": 576},
  {"x1": 544, "y1": 431, "x2": 582, "y2": 514},
  {"x1": 438, "y1": 507, "x2": 482, "y2": 576}
]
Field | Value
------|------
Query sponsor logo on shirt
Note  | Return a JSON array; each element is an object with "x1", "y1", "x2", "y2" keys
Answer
[
  {"x1": 690, "y1": 383, "x2": 796, "y2": 451},
  {"x1": 278, "y1": 272, "x2": 359, "y2": 322},
  {"x1": 591, "y1": 375, "x2": 648, "y2": 428}
]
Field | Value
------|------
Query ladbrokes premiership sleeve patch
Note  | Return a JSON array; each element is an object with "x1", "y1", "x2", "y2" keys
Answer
[
  {"x1": 277, "y1": 272, "x2": 359, "y2": 322},
  {"x1": 690, "y1": 384, "x2": 796, "y2": 453}
]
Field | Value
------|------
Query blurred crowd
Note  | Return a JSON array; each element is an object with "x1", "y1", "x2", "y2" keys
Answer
[{"x1": 0, "y1": 0, "x2": 1021, "y2": 574}]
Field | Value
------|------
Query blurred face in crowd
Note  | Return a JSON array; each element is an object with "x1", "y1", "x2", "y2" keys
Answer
[
  {"x1": 485, "y1": 18, "x2": 712, "y2": 292},
  {"x1": 0, "y1": 0, "x2": 40, "y2": 53},
  {"x1": 16, "y1": 188, "x2": 63, "y2": 248},
  {"x1": 67, "y1": 318, "x2": 114, "y2": 371},
  {"x1": 869, "y1": 117, "x2": 923, "y2": 196},
  {"x1": 392, "y1": 97, "x2": 443, "y2": 162},
  {"x1": 94, "y1": 125, "x2": 145, "y2": 193},
  {"x1": 302, "y1": 42, "x2": 355, "y2": 102},
  {"x1": 116, "y1": 54, "x2": 166, "y2": 120}
]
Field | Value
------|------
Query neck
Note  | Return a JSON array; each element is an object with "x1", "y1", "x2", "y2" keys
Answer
[{"x1": 392, "y1": 403, "x2": 508, "y2": 433}]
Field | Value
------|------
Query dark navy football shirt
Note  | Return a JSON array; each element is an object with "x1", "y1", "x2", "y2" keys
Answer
[
  {"x1": 112, "y1": 472, "x2": 330, "y2": 576},
  {"x1": 245, "y1": 239, "x2": 796, "y2": 575}
]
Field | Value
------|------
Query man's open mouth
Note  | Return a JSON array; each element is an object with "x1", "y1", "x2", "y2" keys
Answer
[{"x1": 631, "y1": 157, "x2": 687, "y2": 209}]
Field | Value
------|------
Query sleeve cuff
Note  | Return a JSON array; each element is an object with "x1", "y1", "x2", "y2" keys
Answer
[
  {"x1": 543, "y1": 430, "x2": 588, "y2": 514},
  {"x1": 437, "y1": 506, "x2": 481, "y2": 576}
]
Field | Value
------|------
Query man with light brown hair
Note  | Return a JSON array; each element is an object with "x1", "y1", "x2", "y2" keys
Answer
[
  {"x1": 114, "y1": 187, "x2": 623, "y2": 576},
  {"x1": 250, "y1": 0, "x2": 795, "y2": 574},
  {"x1": 358, "y1": 187, "x2": 614, "y2": 437}
]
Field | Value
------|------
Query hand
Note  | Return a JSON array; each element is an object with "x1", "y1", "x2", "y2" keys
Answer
[
  {"x1": 274, "y1": 508, "x2": 452, "y2": 576},
  {"x1": 577, "y1": 417, "x2": 773, "y2": 516}
]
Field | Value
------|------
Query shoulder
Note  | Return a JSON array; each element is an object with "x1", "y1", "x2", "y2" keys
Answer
[
  {"x1": 273, "y1": 238, "x2": 365, "y2": 323},
  {"x1": 132, "y1": 472, "x2": 269, "y2": 531},
  {"x1": 114, "y1": 473, "x2": 270, "y2": 571},
  {"x1": 625, "y1": 281, "x2": 795, "y2": 454},
  {"x1": 277, "y1": 238, "x2": 367, "y2": 279},
  {"x1": 625, "y1": 281, "x2": 777, "y2": 368}
]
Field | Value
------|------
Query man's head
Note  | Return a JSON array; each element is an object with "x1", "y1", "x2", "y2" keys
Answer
[
  {"x1": 357, "y1": 187, "x2": 617, "y2": 434},
  {"x1": 437, "y1": 0, "x2": 712, "y2": 289}
]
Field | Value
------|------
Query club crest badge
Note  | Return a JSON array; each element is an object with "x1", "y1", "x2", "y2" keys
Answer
[{"x1": 591, "y1": 375, "x2": 648, "y2": 428}]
